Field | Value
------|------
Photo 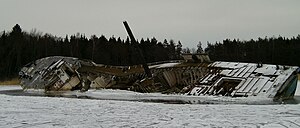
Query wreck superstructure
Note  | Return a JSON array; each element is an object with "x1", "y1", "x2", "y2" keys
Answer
[
  {"x1": 187, "y1": 61, "x2": 298, "y2": 100},
  {"x1": 17, "y1": 21, "x2": 299, "y2": 102},
  {"x1": 19, "y1": 56, "x2": 90, "y2": 91},
  {"x1": 19, "y1": 56, "x2": 298, "y2": 101},
  {"x1": 19, "y1": 55, "x2": 210, "y2": 93}
]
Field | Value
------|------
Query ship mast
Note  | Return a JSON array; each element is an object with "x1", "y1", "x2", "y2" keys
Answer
[{"x1": 123, "y1": 21, "x2": 152, "y2": 78}]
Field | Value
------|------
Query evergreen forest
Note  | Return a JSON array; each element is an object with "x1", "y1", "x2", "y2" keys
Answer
[
  {"x1": 205, "y1": 36, "x2": 300, "y2": 66},
  {"x1": 0, "y1": 24, "x2": 299, "y2": 80},
  {"x1": 0, "y1": 24, "x2": 183, "y2": 80}
]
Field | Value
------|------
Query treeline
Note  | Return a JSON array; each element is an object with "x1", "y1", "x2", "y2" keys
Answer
[
  {"x1": 1, "y1": 24, "x2": 299, "y2": 80},
  {"x1": 205, "y1": 35, "x2": 300, "y2": 66},
  {"x1": 0, "y1": 24, "x2": 183, "y2": 80}
]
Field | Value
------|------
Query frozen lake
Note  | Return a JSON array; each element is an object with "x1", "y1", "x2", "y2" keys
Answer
[{"x1": 0, "y1": 85, "x2": 300, "y2": 128}]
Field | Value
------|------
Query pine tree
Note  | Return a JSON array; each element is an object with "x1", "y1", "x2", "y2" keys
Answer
[{"x1": 196, "y1": 41, "x2": 204, "y2": 53}]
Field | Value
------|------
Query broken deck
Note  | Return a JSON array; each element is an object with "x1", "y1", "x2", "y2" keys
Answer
[{"x1": 187, "y1": 61, "x2": 298, "y2": 100}]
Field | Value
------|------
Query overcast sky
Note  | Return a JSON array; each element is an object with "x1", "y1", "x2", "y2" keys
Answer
[{"x1": 1, "y1": 0, "x2": 300, "y2": 48}]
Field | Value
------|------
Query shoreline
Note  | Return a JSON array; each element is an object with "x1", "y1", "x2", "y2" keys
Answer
[{"x1": 0, "y1": 78, "x2": 20, "y2": 85}]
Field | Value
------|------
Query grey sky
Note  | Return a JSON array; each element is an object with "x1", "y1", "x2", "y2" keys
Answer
[{"x1": 1, "y1": 0, "x2": 300, "y2": 48}]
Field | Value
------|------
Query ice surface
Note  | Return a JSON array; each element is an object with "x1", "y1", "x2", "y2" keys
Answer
[
  {"x1": 149, "y1": 62, "x2": 180, "y2": 68},
  {"x1": 1, "y1": 86, "x2": 300, "y2": 127}
]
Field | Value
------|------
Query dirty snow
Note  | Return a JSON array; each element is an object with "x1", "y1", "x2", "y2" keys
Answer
[{"x1": 1, "y1": 85, "x2": 300, "y2": 128}]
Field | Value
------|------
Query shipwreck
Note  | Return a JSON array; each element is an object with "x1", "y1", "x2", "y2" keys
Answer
[
  {"x1": 18, "y1": 21, "x2": 299, "y2": 102},
  {"x1": 187, "y1": 61, "x2": 298, "y2": 101}
]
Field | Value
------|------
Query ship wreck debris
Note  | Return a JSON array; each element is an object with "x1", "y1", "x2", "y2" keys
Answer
[
  {"x1": 19, "y1": 55, "x2": 210, "y2": 92},
  {"x1": 18, "y1": 21, "x2": 299, "y2": 102},
  {"x1": 19, "y1": 56, "x2": 298, "y2": 101},
  {"x1": 187, "y1": 61, "x2": 298, "y2": 100}
]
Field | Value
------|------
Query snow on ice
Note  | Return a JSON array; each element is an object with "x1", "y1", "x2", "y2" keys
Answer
[{"x1": 0, "y1": 86, "x2": 300, "y2": 127}]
